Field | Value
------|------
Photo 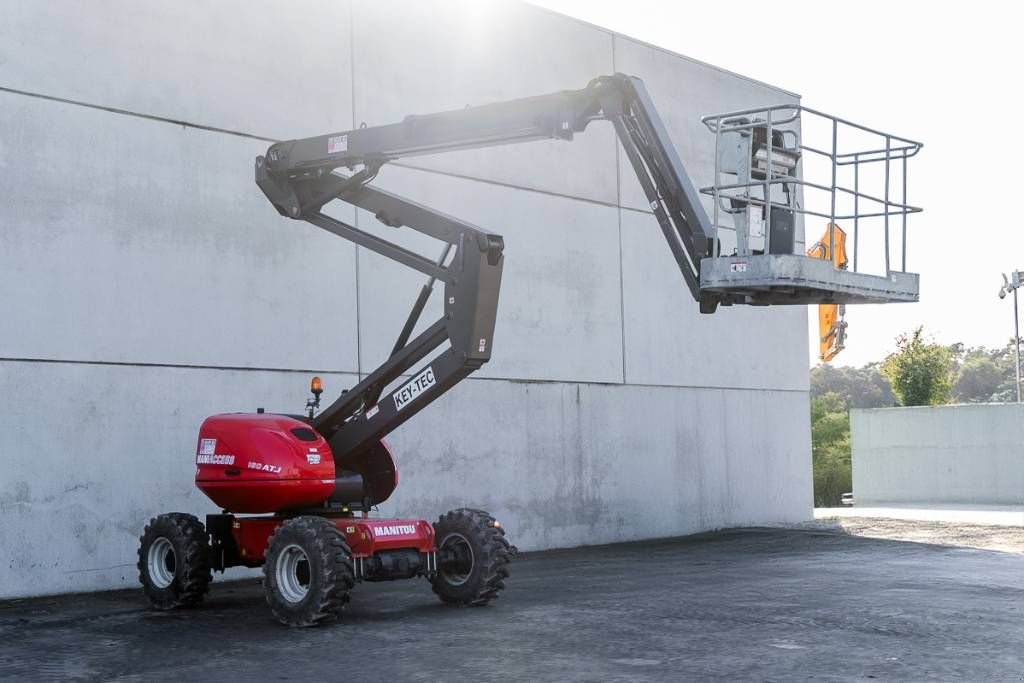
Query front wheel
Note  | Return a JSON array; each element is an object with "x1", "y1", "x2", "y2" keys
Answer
[
  {"x1": 262, "y1": 516, "x2": 355, "y2": 627},
  {"x1": 138, "y1": 513, "x2": 212, "y2": 609},
  {"x1": 431, "y1": 508, "x2": 512, "y2": 606}
]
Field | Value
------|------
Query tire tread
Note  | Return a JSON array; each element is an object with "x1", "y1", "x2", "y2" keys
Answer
[
  {"x1": 263, "y1": 516, "x2": 354, "y2": 627},
  {"x1": 431, "y1": 507, "x2": 512, "y2": 606},
  {"x1": 137, "y1": 512, "x2": 212, "y2": 610}
]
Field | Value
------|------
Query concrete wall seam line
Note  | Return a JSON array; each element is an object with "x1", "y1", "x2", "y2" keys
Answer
[
  {"x1": 0, "y1": 358, "x2": 806, "y2": 394},
  {"x1": 0, "y1": 357, "x2": 354, "y2": 375},
  {"x1": 485, "y1": 378, "x2": 808, "y2": 393},
  {"x1": 0, "y1": 85, "x2": 276, "y2": 144},
  {"x1": 616, "y1": 181, "x2": 628, "y2": 386},
  {"x1": 2, "y1": 358, "x2": 806, "y2": 395},
  {"x1": 350, "y1": 0, "x2": 362, "y2": 382},
  {"x1": 612, "y1": 31, "x2": 628, "y2": 385}
]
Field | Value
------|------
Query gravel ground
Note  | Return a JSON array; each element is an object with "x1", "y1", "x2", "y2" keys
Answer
[{"x1": 805, "y1": 515, "x2": 1024, "y2": 554}]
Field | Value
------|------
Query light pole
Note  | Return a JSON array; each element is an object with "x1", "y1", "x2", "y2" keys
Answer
[{"x1": 999, "y1": 271, "x2": 1023, "y2": 403}]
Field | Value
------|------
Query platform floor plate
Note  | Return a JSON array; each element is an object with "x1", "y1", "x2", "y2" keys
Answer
[{"x1": 700, "y1": 254, "x2": 919, "y2": 305}]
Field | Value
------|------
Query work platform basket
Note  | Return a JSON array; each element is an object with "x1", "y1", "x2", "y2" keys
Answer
[{"x1": 698, "y1": 104, "x2": 922, "y2": 306}]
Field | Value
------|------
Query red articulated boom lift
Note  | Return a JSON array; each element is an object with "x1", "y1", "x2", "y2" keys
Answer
[{"x1": 138, "y1": 74, "x2": 921, "y2": 626}]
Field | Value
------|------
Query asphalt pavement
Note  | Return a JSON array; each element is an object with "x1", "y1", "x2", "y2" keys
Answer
[{"x1": 3, "y1": 527, "x2": 1024, "y2": 681}]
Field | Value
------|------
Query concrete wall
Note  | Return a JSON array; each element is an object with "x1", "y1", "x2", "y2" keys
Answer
[
  {"x1": 851, "y1": 404, "x2": 1024, "y2": 504},
  {"x1": 0, "y1": 0, "x2": 811, "y2": 599}
]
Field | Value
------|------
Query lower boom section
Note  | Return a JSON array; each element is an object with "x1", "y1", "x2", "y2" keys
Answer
[{"x1": 207, "y1": 513, "x2": 437, "y2": 582}]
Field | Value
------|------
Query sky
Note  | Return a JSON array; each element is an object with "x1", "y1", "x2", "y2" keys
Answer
[{"x1": 529, "y1": 0, "x2": 1024, "y2": 368}]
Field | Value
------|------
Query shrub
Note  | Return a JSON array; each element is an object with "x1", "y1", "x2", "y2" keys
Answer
[{"x1": 810, "y1": 392, "x2": 851, "y2": 507}]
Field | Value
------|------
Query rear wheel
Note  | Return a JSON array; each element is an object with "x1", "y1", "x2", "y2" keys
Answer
[
  {"x1": 263, "y1": 516, "x2": 354, "y2": 627},
  {"x1": 431, "y1": 508, "x2": 512, "y2": 606},
  {"x1": 138, "y1": 513, "x2": 212, "y2": 609}
]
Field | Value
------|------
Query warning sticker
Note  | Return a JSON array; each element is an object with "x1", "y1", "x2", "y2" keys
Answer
[{"x1": 328, "y1": 134, "x2": 348, "y2": 154}]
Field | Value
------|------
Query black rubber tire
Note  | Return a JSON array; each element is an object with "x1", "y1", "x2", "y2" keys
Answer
[
  {"x1": 431, "y1": 508, "x2": 512, "y2": 606},
  {"x1": 262, "y1": 516, "x2": 355, "y2": 627},
  {"x1": 137, "y1": 513, "x2": 212, "y2": 610}
]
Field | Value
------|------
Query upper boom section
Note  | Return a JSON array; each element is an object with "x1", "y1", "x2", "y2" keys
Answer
[{"x1": 258, "y1": 74, "x2": 716, "y2": 307}]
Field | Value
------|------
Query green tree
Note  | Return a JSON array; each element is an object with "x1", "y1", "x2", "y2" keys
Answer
[
  {"x1": 810, "y1": 362, "x2": 895, "y2": 408},
  {"x1": 943, "y1": 340, "x2": 1019, "y2": 403},
  {"x1": 810, "y1": 392, "x2": 851, "y2": 506},
  {"x1": 953, "y1": 354, "x2": 1004, "y2": 403},
  {"x1": 880, "y1": 327, "x2": 953, "y2": 406}
]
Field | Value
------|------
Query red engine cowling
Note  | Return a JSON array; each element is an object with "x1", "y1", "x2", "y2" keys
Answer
[
  {"x1": 194, "y1": 413, "x2": 399, "y2": 514},
  {"x1": 195, "y1": 414, "x2": 336, "y2": 513}
]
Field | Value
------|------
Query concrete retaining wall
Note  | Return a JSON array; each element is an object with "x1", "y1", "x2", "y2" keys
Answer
[
  {"x1": 0, "y1": 0, "x2": 811, "y2": 598},
  {"x1": 851, "y1": 404, "x2": 1024, "y2": 504}
]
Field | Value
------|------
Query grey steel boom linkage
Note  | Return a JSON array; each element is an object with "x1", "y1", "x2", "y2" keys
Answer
[{"x1": 254, "y1": 73, "x2": 917, "y2": 468}]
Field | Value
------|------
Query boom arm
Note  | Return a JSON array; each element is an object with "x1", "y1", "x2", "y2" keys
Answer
[
  {"x1": 255, "y1": 74, "x2": 718, "y2": 466},
  {"x1": 258, "y1": 75, "x2": 716, "y2": 304}
]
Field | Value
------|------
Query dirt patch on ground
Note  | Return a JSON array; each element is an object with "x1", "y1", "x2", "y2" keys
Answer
[{"x1": 804, "y1": 516, "x2": 1024, "y2": 554}]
